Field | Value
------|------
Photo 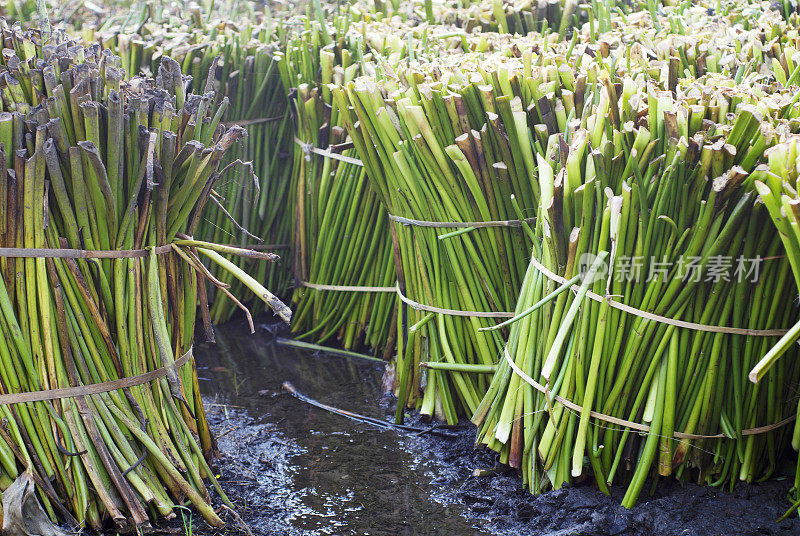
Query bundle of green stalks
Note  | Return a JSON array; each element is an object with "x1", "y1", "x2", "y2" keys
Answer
[
  {"x1": 347, "y1": 0, "x2": 595, "y2": 38},
  {"x1": 278, "y1": 21, "x2": 399, "y2": 355},
  {"x1": 345, "y1": 0, "x2": 800, "y2": 100},
  {"x1": 470, "y1": 66, "x2": 800, "y2": 506},
  {"x1": 282, "y1": 14, "x2": 566, "y2": 362},
  {"x1": 3, "y1": 0, "x2": 160, "y2": 32},
  {"x1": 347, "y1": 0, "x2": 800, "y2": 94},
  {"x1": 348, "y1": 0, "x2": 728, "y2": 41},
  {"x1": 93, "y1": 16, "x2": 298, "y2": 324},
  {"x1": 0, "y1": 23, "x2": 289, "y2": 530},
  {"x1": 91, "y1": 11, "x2": 274, "y2": 83},
  {"x1": 333, "y1": 63, "x2": 543, "y2": 424},
  {"x1": 341, "y1": 0, "x2": 792, "y2": 43},
  {"x1": 20, "y1": 0, "x2": 270, "y2": 37},
  {"x1": 748, "y1": 136, "x2": 800, "y2": 510},
  {"x1": 574, "y1": 0, "x2": 800, "y2": 84},
  {"x1": 524, "y1": 0, "x2": 800, "y2": 91}
]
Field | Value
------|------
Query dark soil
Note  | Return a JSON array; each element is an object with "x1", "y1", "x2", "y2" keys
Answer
[{"x1": 175, "y1": 319, "x2": 800, "y2": 536}]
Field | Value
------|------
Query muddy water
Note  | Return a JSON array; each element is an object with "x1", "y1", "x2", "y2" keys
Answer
[
  {"x1": 194, "y1": 320, "x2": 800, "y2": 536},
  {"x1": 195, "y1": 320, "x2": 486, "y2": 535}
]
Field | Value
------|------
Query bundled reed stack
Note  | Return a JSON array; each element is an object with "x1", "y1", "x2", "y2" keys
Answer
[
  {"x1": 333, "y1": 55, "x2": 544, "y2": 423},
  {"x1": 348, "y1": 0, "x2": 589, "y2": 37},
  {"x1": 324, "y1": 2, "x2": 710, "y2": 420},
  {"x1": 473, "y1": 73, "x2": 800, "y2": 504},
  {"x1": 284, "y1": 12, "x2": 562, "y2": 359},
  {"x1": 19, "y1": 0, "x2": 800, "y2": 517},
  {"x1": 444, "y1": 7, "x2": 800, "y2": 504},
  {"x1": 748, "y1": 137, "x2": 800, "y2": 507},
  {"x1": 279, "y1": 20, "x2": 399, "y2": 354},
  {"x1": 0, "y1": 23, "x2": 289, "y2": 531}
]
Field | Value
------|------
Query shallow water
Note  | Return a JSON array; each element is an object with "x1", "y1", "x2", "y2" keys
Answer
[
  {"x1": 195, "y1": 320, "x2": 488, "y2": 535},
  {"x1": 194, "y1": 319, "x2": 800, "y2": 536}
]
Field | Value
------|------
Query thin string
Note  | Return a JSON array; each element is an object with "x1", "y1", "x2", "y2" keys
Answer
[
  {"x1": 224, "y1": 115, "x2": 286, "y2": 128},
  {"x1": 0, "y1": 350, "x2": 193, "y2": 405},
  {"x1": 294, "y1": 137, "x2": 366, "y2": 167},
  {"x1": 0, "y1": 242, "x2": 283, "y2": 260},
  {"x1": 0, "y1": 244, "x2": 172, "y2": 259},
  {"x1": 497, "y1": 402, "x2": 721, "y2": 459},
  {"x1": 388, "y1": 214, "x2": 536, "y2": 228},
  {"x1": 396, "y1": 284, "x2": 515, "y2": 318},
  {"x1": 299, "y1": 280, "x2": 396, "y2": 293}
]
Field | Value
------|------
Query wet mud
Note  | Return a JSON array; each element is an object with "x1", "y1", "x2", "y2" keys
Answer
[{"x1": 184, "y1": 319, "x2": 800, "y2": 536}]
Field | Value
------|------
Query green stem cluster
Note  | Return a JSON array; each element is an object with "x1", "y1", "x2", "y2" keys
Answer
[
  {"x1": 0, "y1": 23, "x2": 288, "y2": 530},
  {"x1": 279, "y1": 21, "x2": 398, "y2": 355}
]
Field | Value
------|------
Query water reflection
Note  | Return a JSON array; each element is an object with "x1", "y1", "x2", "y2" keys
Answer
[{"x1": 195, "y1": 320, "x2": 487, "y2": 536}]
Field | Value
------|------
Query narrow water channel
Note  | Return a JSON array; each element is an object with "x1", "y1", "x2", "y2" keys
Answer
[{"x1": 195, "y1": 319, "x2": 485, "y2": 535}]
